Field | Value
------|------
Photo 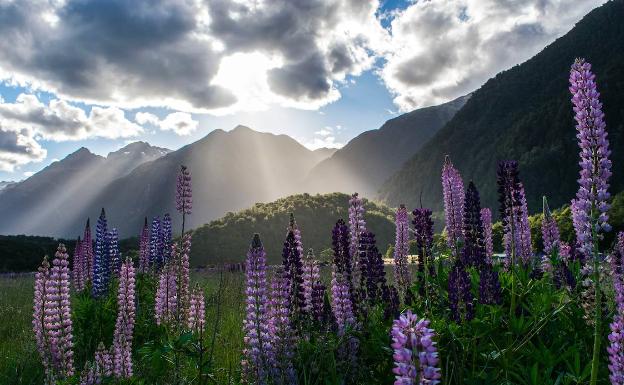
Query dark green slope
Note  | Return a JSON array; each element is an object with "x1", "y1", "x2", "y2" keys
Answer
[
  {"x1": 379, "y1": 0, "x2": 624, "y2": 215},
  {"x1": 190, "y1": 193, "x2": 395, "y2": 266}
]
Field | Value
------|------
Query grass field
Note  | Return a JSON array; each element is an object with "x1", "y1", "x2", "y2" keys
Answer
[{"x1": 0, "y1": 270, "x2": 246, "y2": 385}]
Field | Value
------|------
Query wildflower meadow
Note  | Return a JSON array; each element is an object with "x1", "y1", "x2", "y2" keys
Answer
[{"x1": 2, "y1": 58, "x2": 624, "y2": 385}]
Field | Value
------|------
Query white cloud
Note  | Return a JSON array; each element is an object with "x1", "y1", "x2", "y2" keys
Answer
[
  {"x1": 23, "y1": 171, "x2": 35, "y2": 177},
  {"x1": 0, "y1": 126, "x2": 47, "y2": 171},
  {"x1": 0, "y1": 94, "x2": 143, "y2": 141},
  {"x1": 379, "y1": 0, "x2": 608, "y2": 110},
  {"x1": 305, "y1": 125, "x2": 345, "y2": 150},
  {"x1": 136, "y1": 111, "x2": 199, "y2": 136}
]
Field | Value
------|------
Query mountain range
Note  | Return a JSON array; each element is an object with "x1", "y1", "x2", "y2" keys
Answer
[{"x1": 1, "y1": 0, "x2": 623, "y2": 240}]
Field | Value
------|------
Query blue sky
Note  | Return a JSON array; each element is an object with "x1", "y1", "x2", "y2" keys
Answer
[{"x1": 0, "y1": 0, "x2": 607, "y2": 181}]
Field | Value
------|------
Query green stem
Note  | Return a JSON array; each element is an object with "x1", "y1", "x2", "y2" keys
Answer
[{"x1": 589, "y1": 244, "x2": 602, "y2": 385}]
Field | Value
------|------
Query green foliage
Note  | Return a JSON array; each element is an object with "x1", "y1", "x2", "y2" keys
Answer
[{"x1": 190, "y1": 193, "x2": 396, "y2": 265}]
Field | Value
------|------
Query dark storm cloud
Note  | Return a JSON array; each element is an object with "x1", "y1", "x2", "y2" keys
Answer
[
  {"x1": 0, "y1": 0, "x2": 235, "y2": 110},
  {"x1": 268, "y1": 53, "x2": 332, "y2": 100}
]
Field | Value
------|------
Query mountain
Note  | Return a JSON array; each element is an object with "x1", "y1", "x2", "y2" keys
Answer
[
  {"x1": 190, "y1": 192, "x2": 396, "y2": 266},
  {"x1": 0, "y1": 181, "x2": 15, "y2": 191},
  {"x1": 305, "y1": 95, "x2": 468, "y2": 197},
  {"x1": 0, "y1": 142, "x2": 170, "y2": 237},
  {"x1": 83, "y1": 126, "x2": 337, "y2": 237},
  {"x1": 379, "y1": 0, "x2": 624, "y2": 216}
]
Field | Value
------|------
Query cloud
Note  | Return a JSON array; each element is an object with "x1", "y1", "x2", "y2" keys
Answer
[
  {"x1": 305, "y1": 125, "x2": 344, "y2": 150},
  {"x1": 380, "y1": 0, "x2": 608, "y2": 110},
  {"x1": 0, "y1": 126, "x2": 46, "y2": 171},
  {"x1": 136, "y1": 111, "x2": 199, "y2": 136},
  {"x1": 0, "y1": 0, "x2": 388, "y2": 113},
  {"x1": 0, "y1": 94, "x2": 143, "y2": 141}
]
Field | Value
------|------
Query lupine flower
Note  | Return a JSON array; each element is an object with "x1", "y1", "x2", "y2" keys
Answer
[
  {"x1": 302, "y1": 248, "x2": 320, "y2": 313},
  {"x1": 332, "y1": 219, "x2": 356, "y2": 310},
  {"x1": 479, "y1": 264, "x2": 502, "y2": 305},
  {"x1": 187, "y1": 284, "x2": 206, "y2": 333},
  {"x1": 242, "y1": 234, "x2": 272, "y2": 385},
  {"x1": 154, "y1": 263, "x2": 177, "y2": 326},
  {"x1": 268, "y1": 267, "x2": 297, "y2": 384},
  {"x1": 72, "y1": 237, "x2": 84, "y2": 291},
  {"x1": 113, "y1": 257, "x2": 135, "y2": 378},
  {"x1": 92, "y1": 209, "x2": 110, "y2": 298},
  {"x1": 282, "y1": 223, "x2": 305, "y2": 316},
  {"x1": 33, "y1": 256, "x2": 52, "y2": 379},
  {"x1": 448, "y1": 262, "x2": 474, "y2": 323},
  {"x1": 349, "y1": 193, "x2": 367, "y2": 286},
  {"x1": 608, "y1": 232, "x2": 624, "y2": 384},
  {"x1": 331, "y1": 268, "x2": 356, "y2": 334},
  {"x1": 541, "y1": 196, "x2": 561, "y2": 273},
  {"x1": 109, "y1": 229, "x2": 121, "y2": 277},
  {"x1": 79, "y1": 343, "x2": 112, "y2": 385},
  {"x1": 394, "y1": 205, "x2": 411, "y2": 296},
  {"x1": 46, "y1": 244, "x2": 75, "y2": 378},
  {"x1": 480, "y1": 208, "x2": 494, "y2": 264},
  {"x1": 441, "y1": 156, "x2": 464, "y2": 251},
  {"x1": 138, "y1": 217, "x2": 150, "y2": 273},
  {"x1": 176, "y1": 165, "x2": 192, "y2": 237},
  {"x1": 359, "y1": 231, "x2": 387, "y2": 303},
  {"x1": 149, "y1": 216, "x2": 163, "y2": 270},
  {"x1": 413, "y1": 208, "x2": 434, "y2": 277},
  {"x1": 569, "y1": 58, "x2": 612, "y2": 260},
  {"x1": 310, "y1": 281, "x2": 326, "y2": 323},
  {"x1": 516, "y1": 185, "x2": 532, "y2": 266},
  {"x1": 178, "y1": 234, "x2": 192, "y2": 322},
  {"x1": 383, "y1": 284, "x2": 401, "y2": 321},
  {"x1": 497, "y1": 160, "x2": 521, "y2": 267},
  {"x1": 462, "y1": 182, "x2": 486, "y2": 268},
  {"x1": 390, "y1": 310, "x2": 441, "y2": 385},
  {"x1": 82, "y1": 218, "x2": 94, "y2": 283},
  {"x1": 162, "y1": 213, "x2": 173, "y2": 264},
  {"x1": 289, "y1": 213, "x2": 304, "y2": 258}
]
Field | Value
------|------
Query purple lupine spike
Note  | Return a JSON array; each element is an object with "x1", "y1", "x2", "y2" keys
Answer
[
  {"x1": 480, "y1": 208, "x2": 494, "y2": 264},
  {"x1": 33, "y1": 256, "x2": 53, "y2": 380},
  {"x1": 302, "y1": 248, "x2": 320, "y2": 314},
  {"x1": 109, "y1": 229, "x2": 121, "y2": 277},
  {"x1": 569, "y1": 58, "x2": 612, "y2": 260},
  {"x1": 178, "y1": 234, "x2": 191, "y2": 322},
  {"x1": 149, "y1": 216, "x2": 163, "y2": 270},
  {"x1": 187, "y1": 284, "x2": 206, "y2": 333},
  {"x1": 46, "y1": 244, "x2": 75, "y2": 378},
  {"x1": 448, "y1": 262, "x2": 474, "y2": 323},
  {"x1": 394, "y1": 205, "x2": 411, "y2": 297},
  {"x1": 138, "y1": 217, "x2": 150, "y2": 273},
  {"x1": 516, "y1": 185, "x2": 532, "y2": 266},
  {"x1": 382, "y1": 284, "x2": 400, "y2": 320},
  {"x1": 608, "y1": 232, "x2": 624, "y2": 384},
  {"x1": 72, "y1": 237, "x2": 84, "y2": 291},
  {"x1": 283, "y1": 216, "x2": 305, "y2": 316},
  {"x1": 113, "y1": 257, "x2": 135, "y2": 378},
  {"x1": 359, "y1": 231, "x2": 387, "y2": 303},
  {"x1": 462, "y1": 181, "x2": 486, "y2": 268},
  {"x1": 497, "y1": 160, "x2": 523, "y2": 268},
  {"x1": 268, "y1": 267, "x2": 297, "y2": 383},
  {"x1": 413, "y1": 208, "x2": 434, "y2": 277},
  {"x1": 332, "y1": 219, "x2": 357, "y2": 311},
  {"x1": 92, "y1": 209, "x2": 110, "y2": 298},
  {"x1": 162, "y1": 213, "x2": 173, "y2": 264},
  {"x1": 242, "y1": 234, "x2": 272, "y2": 385},
  {"x1": 176, "y1": 165, "x2": 192, "y2": 236},
  {"x1": 95, "y1": 342, "x2": 113, "y2": 377},
  {"x1": 390, "y1": 310, "x2": 441, "y2": 385},
  {"x1": 82, "y1": 218, "x2": 94, "y2": 284},
  {"x1": 441, "y1": 156, "x2": 465, "y2": 252},
  {"x1": 310, "y1": 281, "x2": 326, "y2": 323},
  {"x1": 541, "y1": 196, "x2": 561, "y2": 273},
  {"x1": 154, "y1": 262, "x2": 177, "y2": 326},
  {"x1": 479, "y1": 264, "x2": 502, "y2": 305},
  {"x1": 331, "y1": 268, "x2": 356, "y2": 334},
  {"x1": 349, "y1": 193, "x2": 367, "y2": 286}
]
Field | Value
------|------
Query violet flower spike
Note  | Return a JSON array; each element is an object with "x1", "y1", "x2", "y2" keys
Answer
[
  {"x1": 441, "y1": 156, "x2": 465, "y2": 252},
  {"x1": 390, "y1": 310, "x2": 441, "y2": 385},
  {"x1": 302, "y1": 248, "x2": 320, "y2": 314},
  {"x1": 82, "y1": 218, "x2": 93, "y2": 283},
  {"x1": 349, "y1": 192, "x2": 367, "y2": 286},
  {"x1": 242, "y1": 234, "x2": 272, "y2": 385},
  {"x1": 92, "y1": 208, "x2": 110, "y2": 298},
  {"x1": 138, "y1": 217, "x2": 150, "y2": 273},
  {"x1": 480, "y1": 208, "x2": 494, "y2": 264},
  {"x1": 187, "y1": 284, "x2": 206, "y2": 333},
  {"x1": 72, "y1": 237, "x2": 84, "y2": 291},
  {"x1": 608, "y1": 232, "x2": 624, "y2": 384},
  {"x1": 113, "y1": 257, "x2": 135, "y2": 378},
  {"x1": 394, "y1": 205, "x2": 411, "y2": 296},
  {"x1": 267, "y1": 267, "x2": 297, "y2": 383}
]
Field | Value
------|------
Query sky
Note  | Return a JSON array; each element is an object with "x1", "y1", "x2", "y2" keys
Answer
[{"x1": 0, "y1": 0, "x2": 608, "y2": 181}]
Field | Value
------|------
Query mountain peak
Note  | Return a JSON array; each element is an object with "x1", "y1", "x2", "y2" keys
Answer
[{"x1": 107, "y1": 141, "x2": 171, "y2": 158}]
